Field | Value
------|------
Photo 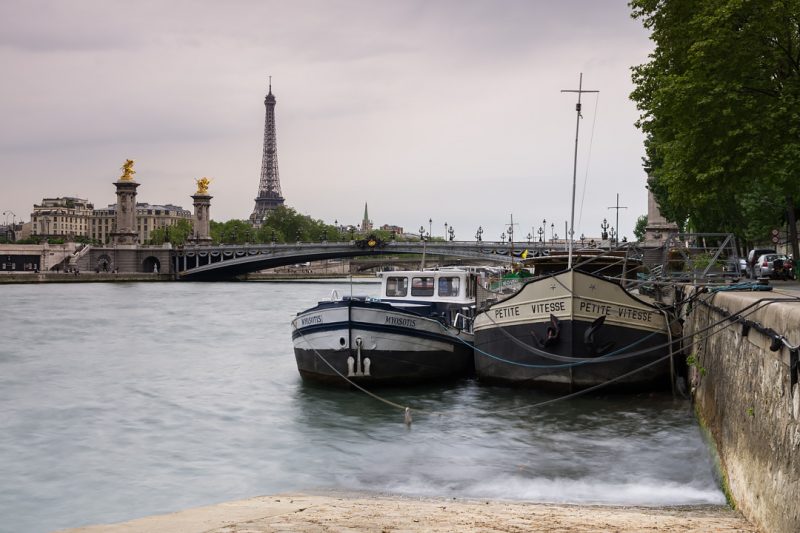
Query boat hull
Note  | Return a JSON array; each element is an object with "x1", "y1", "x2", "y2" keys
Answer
[
  {"x1": 473, "y1": 269, "x2": 677, "y2": 392},
  {"x1": 292, "y1": 299, "x2": 474, "y2": 386}
]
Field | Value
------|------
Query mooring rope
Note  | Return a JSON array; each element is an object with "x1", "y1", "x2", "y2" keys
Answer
[{"x1": 294, "y1": 332, "x2": 409, "y2": 413}]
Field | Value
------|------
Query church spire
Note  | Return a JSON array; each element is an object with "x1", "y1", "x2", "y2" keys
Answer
[{"x1": 361, "y1": 202, "x2": 372, "y2": 232}]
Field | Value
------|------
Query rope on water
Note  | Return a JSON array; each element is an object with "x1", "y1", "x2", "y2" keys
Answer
[{"x1": 295, "y1": 332, "x2": 413, "y2": 421}]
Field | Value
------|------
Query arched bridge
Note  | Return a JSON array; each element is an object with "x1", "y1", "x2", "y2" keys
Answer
[{"x1": 172, "y1": 240, "x2": 553, "y2": 280}]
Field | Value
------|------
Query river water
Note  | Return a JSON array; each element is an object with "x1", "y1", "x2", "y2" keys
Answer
[{"x1": 0, "y1": 281, "x2": 725, "y2": 532}]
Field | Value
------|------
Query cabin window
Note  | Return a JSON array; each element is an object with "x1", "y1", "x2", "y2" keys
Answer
[
  {"x1": 411, "y1": 276, "x2": 435, "y2": 296},
  {"x1": 385, "y1": 276, "x2": 408, "y2": 297},
  {"x1": 437, "y1": 276, "x2": 460, "y2": 296}
]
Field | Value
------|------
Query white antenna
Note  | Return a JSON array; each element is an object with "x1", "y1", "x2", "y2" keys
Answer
[{"x1": 561, "y1": 73, "x2": 598, "y2": 269}]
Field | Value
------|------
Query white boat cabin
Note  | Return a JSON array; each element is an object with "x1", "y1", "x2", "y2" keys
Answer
[{"x1": 376, "y1": 269, "x2": 476, "y2": 304}]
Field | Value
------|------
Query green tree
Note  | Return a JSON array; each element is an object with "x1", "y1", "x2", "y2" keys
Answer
[
  {"x1": 210, "y1": 219, "x2": 256, "y2": 244},
  {"x1": 630, "y1": 0, "x2": 800, "y2": 257},
  {"x1": 633, "y1": 214, "x2": 648, "y2": 242},
  {"x1": 149, "y1": 219, "x2": 193, "y2": 245}
]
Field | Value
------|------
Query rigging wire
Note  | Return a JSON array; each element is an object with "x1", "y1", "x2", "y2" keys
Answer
[{"x1": 577, "y1": 92, "x2": 600, "y2": 234}]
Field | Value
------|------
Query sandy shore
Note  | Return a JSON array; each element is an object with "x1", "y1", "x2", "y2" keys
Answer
[{"x1": 61, "y1": 491, "x2": 756, "y2": 532}]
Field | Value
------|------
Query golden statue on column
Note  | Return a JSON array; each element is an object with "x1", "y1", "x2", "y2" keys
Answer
[
  {"x1": 195, "y1": 177, "x2": 212, "y2": 194},
  {"x1": 119, "y1": 159, "x2": 136, "y2": 181}
]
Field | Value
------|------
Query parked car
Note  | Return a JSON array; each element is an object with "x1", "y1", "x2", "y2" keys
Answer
[
  {"x1": 747, "y1": 248, "x2": 777, "y2": 278},
  {"x1": 723, "y1": 257, "x2": 748, "y2": 277},
  {"x1": 753, "y1": 253, "x2": 790, "y2": 278}
]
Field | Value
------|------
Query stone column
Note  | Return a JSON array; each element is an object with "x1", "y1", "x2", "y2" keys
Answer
[
  {"x1": 644, "y1": 183, "x2": 678, "y2": 246},
  {"x1": 110, "y1": 162, "x2": 140, "y2": 246},
  {"x1": 191, "y1": 194, "x2": 213, "y2": 244}
]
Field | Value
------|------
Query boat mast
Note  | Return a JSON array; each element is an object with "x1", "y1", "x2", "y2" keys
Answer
[{"x1": 561, "y1": 73, "x2": 598, "y2": 269}]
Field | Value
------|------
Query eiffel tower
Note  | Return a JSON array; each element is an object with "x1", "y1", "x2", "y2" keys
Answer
[{"x1": 250, "y1": 78, "x2": 285, "y2": 226}]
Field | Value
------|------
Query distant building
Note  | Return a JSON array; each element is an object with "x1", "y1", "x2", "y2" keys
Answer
[
  {"x1": 91, "y1": 203, "x2": 192, "y2": 244},
  {"x1": 30, "y1": 197, "x2": 94, "y2": 239},
  {"x1": 380, "y1": 224, "x2": 404, "y2": 235},
  {"x1": 29, "y1": 196, "x2": 191, "y2": 244},
  {"x1": 360, "y1": 202, "x2": 373, "y2": 233}
]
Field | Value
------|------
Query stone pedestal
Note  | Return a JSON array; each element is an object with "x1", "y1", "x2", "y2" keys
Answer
[
  {"x1": 110, "y1": 179, "x2": 140, "y2": 245},
  {"x1": 643, "y1": 186, "x2": 678, "y2": 247},
  {"x1": 190, "y1": 194, "x2": 213, "y2": 244}
]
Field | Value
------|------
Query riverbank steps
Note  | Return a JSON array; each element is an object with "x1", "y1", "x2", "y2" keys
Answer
[
  {"x1": 686, "y1": 282, "x2": 800, "y2": 533},
  {"x1": 59, "y1": 492, "x2": 755, "y2": 533}
]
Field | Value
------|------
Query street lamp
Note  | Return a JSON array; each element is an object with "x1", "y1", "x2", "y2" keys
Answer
[
  {"x1": 550, "y1": 222, "x2": 554, "y2": 242},
  {"x1": 537, "y1": 226, "x2": 544, "y2": 243},
  {"x1": 419, "y1": 225, "x2": 426, "y2": 241},
  {"x1": 500, "y1": 232, "x2": 506, "y2": 244},
  {"x1": 475, "y1": 226, "x2": 483, "y2": 242},
  {"x1": 428, "y1": 218, "x2": 432, "y2": 239},
  {"x1": 444, "y1": 222, "x2": 448, "y2": 240},
  {"x1": 580, "y1": 233, "x2": 586, "y2": 247},
  {"x1": 2, "y1": 210, "x2": 16, "y2": 226},
  {"x1": 601, "y1": 218, "x2": 609, "y2": 241},
  {"x1": 526, "y1": 232, "x2": 532, "y2": 244},
  {"x1": 448, "y1": 226, "x2": 455, "y2": 241}
]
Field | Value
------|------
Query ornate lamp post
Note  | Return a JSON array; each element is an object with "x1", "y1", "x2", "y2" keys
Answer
[
  {"x1": 601, "y1": 218, "x2": 609, "y2": 241},
  {"x1": 610, "y1": 227, "x2": 617, "y2": 245},
  {"x1": 475, "y1": 226, "x2": 483, "y2": 242},
  {"x1": 448, "y1": 226, "x2": 455, "y2": 241},
  {"x1": 428, "y1": 218, "x2": 432, "y2": 239},
  {"x1": 580, "y1": 233, "x2": 586, "y2": 247},
  {"x1": 537, "y1": 225, "x2": 544, "y2": 244},
  {"x1": 527, "y1": 232, "x2": 532, "y2": 244},
  {"x1": 444, "y1": 222, "x2": 448, "y2": 240},
  {"x1": 550, "y1": 222, "x2": 555, "y2": 242},
  {"x1": 334, "y1": 219, "x2": 339, "y2": 241},
  {"x1": 500, "y1": 232, "x2": 506, "y2": 244},
  {"x1": 419, "y1": 225, "x2": 426, "y2": 241}
]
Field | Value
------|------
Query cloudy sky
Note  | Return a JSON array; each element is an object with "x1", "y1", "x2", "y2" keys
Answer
[{"x1": 1, "y1": 0, "x2": 653, "y2": 241}]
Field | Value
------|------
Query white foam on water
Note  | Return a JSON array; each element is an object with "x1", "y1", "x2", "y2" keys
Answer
[{"x1": 370, "y1": 474, "x2": 726, "y2": 507}]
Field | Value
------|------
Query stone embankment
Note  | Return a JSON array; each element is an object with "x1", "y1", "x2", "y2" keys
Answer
[
  {"x1": 0, "y1": 272, "x2": 172, "y2": 283},
  {"x1": 61, "y1": 492, "x2": 755, "y2": 533},
  {"x1": 687, "y1": 281, "x2": 800, "y2": 533}
]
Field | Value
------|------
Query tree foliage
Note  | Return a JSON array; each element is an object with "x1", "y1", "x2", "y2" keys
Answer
[
  {"x1": 208, "y1": 206, "x2": 397, "y2": 245},
  {"x1": 148, "y1": 219, "x2": 194, "y2": 246},
  {"x1": 630, "y1": 0, "x2": 800, "y2": 255},
  {"x1": 633, "y1": 214, "x2": 648, "y2": 242}
]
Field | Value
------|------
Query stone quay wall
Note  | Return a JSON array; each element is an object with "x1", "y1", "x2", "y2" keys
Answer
[{"x1": 686, "y1": 289, "x2": 800, "y2": 533}]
